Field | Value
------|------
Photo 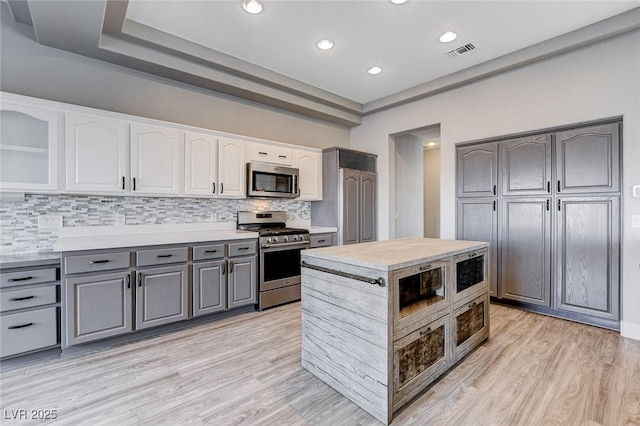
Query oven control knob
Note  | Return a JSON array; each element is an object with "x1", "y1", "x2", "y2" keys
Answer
[
  {"x1": 293, "y1": 235, "x2": 299, "y2": 241},
  {"x1": 283, "y1": 236, "x2": 289, "y2": 242},
  {"x1": 273, "y1": 236, "x2": 279, "y2": 242},
  {"x1": 267, "y1": 237, "x2": 273, "y2": 243}
]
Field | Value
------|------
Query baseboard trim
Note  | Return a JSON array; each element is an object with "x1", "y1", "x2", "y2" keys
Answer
[{"x1": 620, "y1": 321, "x2": 640, "y2": 341}]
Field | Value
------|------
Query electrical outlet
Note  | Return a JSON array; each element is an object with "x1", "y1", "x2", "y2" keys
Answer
[
  {"x1": 38, "y1": 214, "x2": 63, "y2": 229},
  {"x1": 216, "y1": 212, "x2": 233, "y2": 222},
  {"x1": 632, "y1": 215, "x2": 640, "y2": 229},
  {"x1": 115, "y1": 213, "x2": 126, "y2": 226}
]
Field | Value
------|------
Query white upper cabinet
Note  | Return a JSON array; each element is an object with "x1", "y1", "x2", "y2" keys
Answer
[
  {"x1": 295, "y1": 150, "x2": 322, "y2": 200},
  {"x1": 250, "y1": 142, "x2": 293, "y2": 166},
  {"x1": 130, "y1": 123, "x2": 184, "y2": 196},
  {"x1": 65, "y1": 113, "x2": 129, "y2": 194},
  {"x1": 184, "y1": 131, "x2": 218, "y2": 196},
  {"x1": 0, "y1": 101, "x2": 60, "y2": 191},
  {"x1": 218, "y1": 137, "x2": 247, "y2": 198}
]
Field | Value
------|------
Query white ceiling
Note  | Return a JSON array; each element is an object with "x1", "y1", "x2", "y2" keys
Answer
[
  {"x1": 5, "y1": 0, "x2": 639, "y2": 126},
  {"x1": 126, "y1": 0, "x2": 640, "y2": 104}
]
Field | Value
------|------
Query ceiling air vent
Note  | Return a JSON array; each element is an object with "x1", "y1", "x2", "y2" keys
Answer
[{"x1": 448, "y1": 43, "x2": 476, "y2": 57}]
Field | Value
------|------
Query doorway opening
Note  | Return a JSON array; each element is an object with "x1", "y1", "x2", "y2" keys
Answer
[{"x1": 393, "y1": 124, "x2": 441, "y2": 239}]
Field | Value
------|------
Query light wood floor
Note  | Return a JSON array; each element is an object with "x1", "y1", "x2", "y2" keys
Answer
[{"x1": 1, "y1": 303, "x2": 639, "y2": 425}]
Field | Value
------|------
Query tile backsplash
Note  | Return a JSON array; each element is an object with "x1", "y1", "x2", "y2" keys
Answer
[{"x1": 0, "y1": 194, "x2": 310, "y2": 255}]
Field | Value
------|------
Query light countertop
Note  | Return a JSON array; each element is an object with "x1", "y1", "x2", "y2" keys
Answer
[
  {"x1": 301, "y1": 237, "x2": 489, "y2": 271},
  {"x1": 0, "y1": 252, "x2": 61, "y2": 269},
  {"x1": 54, "y1": 223, "x2": 259, "y2": 252}
]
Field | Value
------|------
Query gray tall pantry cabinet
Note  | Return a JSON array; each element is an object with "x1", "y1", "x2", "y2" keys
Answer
[
  {"x1": 311, "y1": 148, "x2": 377, "y2": 245},
  {"x1": 456, "y1": 121, "x2": 621, "y2": 330}
]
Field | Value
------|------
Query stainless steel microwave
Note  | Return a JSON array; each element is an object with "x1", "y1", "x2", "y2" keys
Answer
[{"x1": 247, "y1": 162, "x2": 299, "y2": 199}]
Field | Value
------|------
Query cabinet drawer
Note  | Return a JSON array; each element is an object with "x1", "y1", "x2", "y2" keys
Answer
[
  {"x1": 228, "y1": 242, "x2": 256, "y2": 257},
  {"x1": 136, "y1": 247, "x2": 188, "y2": 267},
  {"x1": 1, "y1": 307, "x2": 58, "y2": 358},
  {"x1": 1, "y1": 268, "x2": 57, "y2": 288},
  {"x1": 1, "y1": 285, "x2": 57, "y2": 311},
  {"x1": 453, "y1": 248, "x2": 488, "y2": 302},
  {"x1": 393, "y1": 314, "x2": 450, "y2": 406},
  {"x1": 310, "y1": 234, "x2": 332, "y2": 248},
  {"x1": 453, "y1": 294, "x2": 489, "y2": 360},
  {"x1": 65, "y1": 252, "x2": 130, "y2": 274},
  {"x1": 193, "y1": 244, "x2": 225, "y2": 261}
]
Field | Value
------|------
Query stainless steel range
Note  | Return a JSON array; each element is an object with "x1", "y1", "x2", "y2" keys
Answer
[{"x1": 237, "y1": 211, "x2": 310, "y2": 310}]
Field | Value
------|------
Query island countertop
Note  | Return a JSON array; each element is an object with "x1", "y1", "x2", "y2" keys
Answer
[{"x1": 302, "y1": 237, "x2": 489, "y2": 271}]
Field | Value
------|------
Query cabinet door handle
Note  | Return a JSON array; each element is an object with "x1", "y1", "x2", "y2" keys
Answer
[
  {"x1": 212, "y1": 182, "x2": 216, "y2": 194},
  {"x1": 468, "y1": 252, "x2": 477, "y2": 258},
  {"x1": 10, "y1": 295, "x2": 35, "y2": 301},
  {"x1": 493, "y1": 184, "x2": 496, "y2": 196},
  {"x1": 547, "y1": 181, "x2": 550, "y2": 193},
  {"x1": 157, "y1": 254, "x2": 173, "y2": 258},
  {"x1": 222, "y1": 262, "x2": 226, "y2": 275},
  {"x1": 419, "y1": 327, "x2": 432, "y2": 337},
  {"x1": 138, "y1": 272, "x2": 142, "y2": 287},
  {"x1": 546, "y1": 199, "x2": 549, "y2": 211},
  {"x1": 317, "y1": 239, "x2": 326, "y2": 243},
  {"x1": 204, "y1": 250, "x2": 217, "y2": 254},
  {"x1": 229, "y1": 262, "x2": 234, "y2": 273},
  {"x1": 278, "y1": 155, "x2": 287, "y2": 159},
  {"x1": 493, "y1": 200, "x2": 496, "y2": 211},
  {"x1": 122, "y1": 176, "x2": 126, "y2": 190},
  {"x1": 220, "y1": 183, "x2": 224, "y2": 194},
  {"x1": 89, "y1": 259, "x2": 110, "y2": 265},
  {"x1": 238, "y1": 247, "x2": 249, "y2": 251},
  {"x1": 557, "y1": 180, "x2": 561, "y2": 193},
  {"x1": 8, "y1": 323, "x2": 33, "y2": 330},
  {"x1": 8, "y1": 276, "x2": 33, "y2": 282},
  {"x1": 125, "y1": 274, "x2": 130, "y2": 289},
  {"x1": 133, "y1": 177, "x2": 137, "y2": 191},
  {"x1": 258, "y1": 151, "x2": 268, "y2": 155},
  {"x1": 558, "y1": 199, "x2": 561, "y2": 211},
  {"x1": 468, "y1": 301, "x2": 478, "y2": 309},
  {"x1": 419, "y1": 265, "x2": 431, "y2": 271}
]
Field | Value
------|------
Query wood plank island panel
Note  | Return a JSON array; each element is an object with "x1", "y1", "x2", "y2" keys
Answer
[{"x1": 301, "y1": 237, "x2": 491, "y2": 424}]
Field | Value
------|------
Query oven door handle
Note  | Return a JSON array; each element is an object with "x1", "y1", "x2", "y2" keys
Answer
[{"x1": 261, "y1": 242, "x2": 310, "y2": 249}]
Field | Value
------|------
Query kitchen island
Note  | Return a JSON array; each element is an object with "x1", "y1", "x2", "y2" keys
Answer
[{"x1": 300, "y1": 237, "x2": 490, "y2": 424}]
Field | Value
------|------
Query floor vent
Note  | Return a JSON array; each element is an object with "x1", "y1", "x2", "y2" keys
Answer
[{"x1": 448, "y1": 43, "x2": 476, "y2": 57}]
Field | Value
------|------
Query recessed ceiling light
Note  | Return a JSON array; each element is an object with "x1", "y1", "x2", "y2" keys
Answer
[
  {"x1": 316, "y1": 39, "x2": 334, "y2": 50},
  {"x1": 368, "y1": 66, "x2": 382, "y2": 75},
  {"x1": 427, "y1": 141, "x2": 436, "y2": 147},
  {"x1": 390, "y1": 0, "x2": 408, "y2": 4},
  {"x1": 439, "y1": 31, "x2": 458, "y2": 43},
  {"x1": 242, "y1": 0, "x2": 262, "y2": 14}
]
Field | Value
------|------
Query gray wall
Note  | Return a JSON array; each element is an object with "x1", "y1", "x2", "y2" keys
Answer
[
  {"x1": 350, "y1": 30, "x2": 640, "y2": 335},
  {"x1": 423, "y1": 148, "x2": 440, "y2": 238},
  {"x1": 0, "y1": 6, "x2": 350, "y2": 149}
]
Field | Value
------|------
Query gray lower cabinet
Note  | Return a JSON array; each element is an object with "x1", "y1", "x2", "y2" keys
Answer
[
  {"x1": 136, "y1": 265, "x2": 189, "y2": 330},
  {"x1": 309, "y1": 233, "x2": 335, "y2": 248},
  {"x1": 65, "y1": 272, "x2": 132, "y2": 346},
  {"x1": 456, "y1": 199, "x2": 498, "y2": 296},
  {"x1": 556, "y1": 197, "x2": 620, "y2": 320},
  {"x1": 360, "y1": 171, "x2": 377, "y2": 243},
  {"x1": 193, "y1": 260, "x2": 226, "y2": 317},
  {"x1": 228, "y1": 256, "x2": 257, "y2": 309},
  {"x1": 499, "y1": 198, "x2": 551, "y2": 306},
  {"x1": 1, "y1": 263, "x2": 60, "y2": 358}
]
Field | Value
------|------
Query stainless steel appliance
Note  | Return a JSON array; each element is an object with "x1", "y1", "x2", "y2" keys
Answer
[
  {"x1": 311, "y1": 147, "x2": 377, "y2": 245},
  {"x1": 237, "y1": 211, "x2": 309, "y2": 309},
  {"x1": 247, "y1": 162, "x2": 299, "y2": 199}
]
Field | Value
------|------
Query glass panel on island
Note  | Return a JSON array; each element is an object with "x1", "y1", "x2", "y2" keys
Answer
[{"x1": 398, "y1": 266, "x2": 446, "y2": 319}]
